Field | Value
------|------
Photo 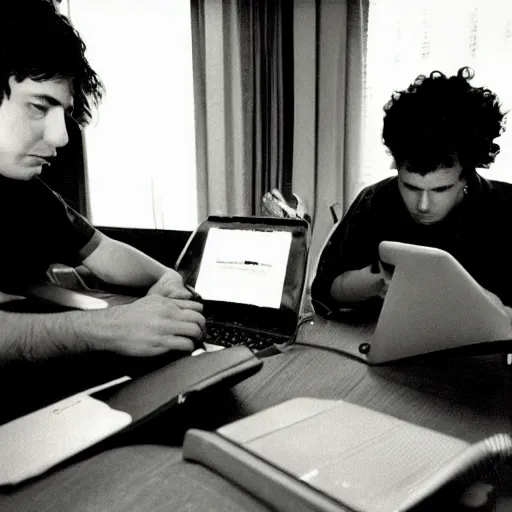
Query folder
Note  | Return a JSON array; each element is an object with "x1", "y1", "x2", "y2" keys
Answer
[
  {"x1": 0, "y1": 346, "x2": 262, "y2": 486},
  {"x1": 183, "y1": 398, "x2": 512, "y2": 512}
]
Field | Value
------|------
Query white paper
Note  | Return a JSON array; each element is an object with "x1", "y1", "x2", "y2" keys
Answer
[
  {"x1": 192, "y1": 343, "x2": 226, "y2": 356},
  {"x1": 194, "y1": 228, "x2": 292, "y2": 308},
  {"x1": 0, "y1": 376, "x2": 133, "y2": 486}
]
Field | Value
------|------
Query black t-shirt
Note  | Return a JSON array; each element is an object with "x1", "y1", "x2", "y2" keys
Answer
[
  {"x1": 0, "y1": 175, "x2": 100, "y2": 294},
  {"x1": 311, "y1": 173, "x2": 512, "y2": 310}
]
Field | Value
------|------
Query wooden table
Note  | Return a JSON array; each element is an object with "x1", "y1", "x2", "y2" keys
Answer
[
  {"x1": 233, "y1": 315, "x2": 512, "y2": 442},
  {"x1": 1, "y1": 315, "x2": 511, "y2": 511}
]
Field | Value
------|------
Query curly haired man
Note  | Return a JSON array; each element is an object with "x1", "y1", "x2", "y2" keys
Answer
[{"x1": 312, "y1": 67, "x2": 512, "y2": 312}]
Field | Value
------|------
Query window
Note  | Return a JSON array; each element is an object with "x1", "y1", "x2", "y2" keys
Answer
[
  {"x1": 68, "y1": 0, "x2": 198, "y2": 230},
  {"x1": 361, "y1": 0, "x2": 512, "y2": 194}
]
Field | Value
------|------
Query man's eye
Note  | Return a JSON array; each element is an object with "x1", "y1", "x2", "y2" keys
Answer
[{"x1": 29, "y1": 103, "x2": 48, "y2": 116}]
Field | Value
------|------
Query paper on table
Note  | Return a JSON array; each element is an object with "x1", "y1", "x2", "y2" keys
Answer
[
  {"x1": 194, "y1": 228, "x2": 292, "y2": 308},
  {"x1": 0, "y1": 376, "x2": 133, "y2": 486}
]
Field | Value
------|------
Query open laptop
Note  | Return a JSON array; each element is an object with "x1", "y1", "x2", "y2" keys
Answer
[
  {"x1": 175, "y1": 215, "x2": 310, "y2": 353},
  {"x1": 322, "y1": 241, "x2": 512, "y2": 364}
]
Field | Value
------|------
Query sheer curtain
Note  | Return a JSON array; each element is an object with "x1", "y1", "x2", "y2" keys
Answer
[
  {"x1": 362, "y1": 0, "x2": 512, "y2": 193},
  {"x1": 191, "y1": 0, "x2": 369, "y2": 269},
  {"x1": 292, "y1": 0, "x2": 369, "y2": 271},
  {"x1": 191, "y1": 0, "x2": 294, "y2": 221}
]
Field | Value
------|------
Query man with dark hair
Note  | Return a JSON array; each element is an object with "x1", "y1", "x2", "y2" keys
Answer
[
  {"x1": 0, "y1": 0, "x2": 205, "y2": 361},
  {"x1": 312, "y1": 66, "x2": 512, "y2": 313}
]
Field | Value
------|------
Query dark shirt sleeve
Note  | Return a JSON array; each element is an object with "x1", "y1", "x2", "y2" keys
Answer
[
  {"x1": 469, "y1": 178, "x2": 512, "y2": 308},
  {"x1": 311, "y1": 186, "x2": 378, "y2": 314},
  {"x1": 47, "y1": 188, "x2": 101, "y2": 265},
  {"x1": 0, "y1": 177, "x2": 102, "y2": 294},
  {"x1": 49, "y1": 189, "x2": 101, "y2": 262}
]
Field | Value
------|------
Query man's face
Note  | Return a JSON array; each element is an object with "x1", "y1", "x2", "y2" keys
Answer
[
  {"x1": 397, "y1": 162, "x2": 466, "y2": 225},
  {"x1": 0, "y1": 77, "x2": 73, "y2": 180}
]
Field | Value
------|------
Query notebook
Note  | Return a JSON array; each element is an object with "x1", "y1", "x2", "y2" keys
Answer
[
  {"x1": 175, "y1": 215, "x2": 310, "y2": 353},
  {"x1": 314, "y1": 241, "x2": 512, "y2": 364},
  {"x1": 183, "y1": 398, "x2": 512, "y2": 512}
]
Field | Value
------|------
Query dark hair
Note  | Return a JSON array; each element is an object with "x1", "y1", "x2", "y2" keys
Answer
[
  {"x1": 0, "y1": 0, "x2": 104, "y2": 126},
  {"x1": 382, "y1": 66, "x2": 506, "y2": 176}
]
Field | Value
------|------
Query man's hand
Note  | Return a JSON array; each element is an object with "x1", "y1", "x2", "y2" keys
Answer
[
  {"x1": 331, "y1": 264, "x2": 389, "y2": 304},
  {"x1": 91, "y1": 295, "x2": 206, "y2": 357},
  {"x1": 147, "y1": 269, "x2": 192, "y2": 300},
  {"x1": 376, "y1": 261, "x2": 392, "y2": 299}
]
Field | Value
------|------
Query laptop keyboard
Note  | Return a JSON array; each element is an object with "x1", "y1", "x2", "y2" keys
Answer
[{"x1": 205, "y1": 321, "x2": 287, "y2": 352}]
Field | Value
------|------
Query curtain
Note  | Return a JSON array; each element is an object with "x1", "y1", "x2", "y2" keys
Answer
[
  {"x1": 191, "y1": 0, "x2": 369, "y2": 276},
  {"x1": 191, "y1": 0, "x2": 294, "y2": 220},
  {"x1": 291, "y1": 0, "x2": 369, "y2": 273}
]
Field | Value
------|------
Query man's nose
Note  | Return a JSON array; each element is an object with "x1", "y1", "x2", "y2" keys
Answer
[
  {"x1": 418, "y1": 190, "x2": 430, "y2": 212},
  {"x1": 43, "y1": 109, "x2": 69, "y2": 149}
]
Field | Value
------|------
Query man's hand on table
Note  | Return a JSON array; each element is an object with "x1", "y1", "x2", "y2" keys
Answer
[
  {"x1": 147, "y1": 269, "x2": 193, "y2": 300},
  {"x1": 92, "y1": 295, "x2": 205, "y2": 357}
]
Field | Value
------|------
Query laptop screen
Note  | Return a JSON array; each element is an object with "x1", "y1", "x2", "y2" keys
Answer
[{"x1": 176, "y1": 216, "x2": 310, "y2": 336}]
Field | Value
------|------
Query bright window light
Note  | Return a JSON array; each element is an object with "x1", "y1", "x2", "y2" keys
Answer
[{"x1": 69, "y1": 0, "x2": 198, "y2": 230}]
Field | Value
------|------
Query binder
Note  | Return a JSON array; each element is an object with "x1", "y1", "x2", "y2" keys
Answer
[
  {"x1": 0, "y1": 345, "x2": 262, "y2": 486},
  {"x1": 183, "y1": 397, "x2": 512, "y2": 512}
]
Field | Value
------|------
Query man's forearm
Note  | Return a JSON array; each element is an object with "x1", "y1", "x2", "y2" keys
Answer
[
  {"x1": 0, "y1": 310, "x2": 104, "y2": 363},
  {"x1": 83, "y1": 236, "x2": 169, "y2": 289},
  {"x1": 331, "y1": 266, "x2": 384, "y2": 304}
]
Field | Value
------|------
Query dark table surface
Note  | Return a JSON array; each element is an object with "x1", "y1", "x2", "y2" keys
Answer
[{"x1": 1, "y1": 314, "x2": 511, "y2": 511}]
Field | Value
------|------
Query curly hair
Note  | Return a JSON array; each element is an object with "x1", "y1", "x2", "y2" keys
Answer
[
  {"x1": 0, "y1": 0, "x2": 104, "y2": 127},
  {"x1": 382, "y1": 66, "x2": 506, "y2": 175}
]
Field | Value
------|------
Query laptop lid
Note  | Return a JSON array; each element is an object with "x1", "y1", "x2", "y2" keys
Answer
[
  {"x1": 367, "y1": 241, "x2": 512, "y2": 364},
  {"x1": 175, "y1": 216, "x2": 310, "y2": 338}
]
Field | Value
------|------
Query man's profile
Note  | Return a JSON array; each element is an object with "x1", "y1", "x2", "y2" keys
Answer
[{"x1": 0, "y1": 0, "x2": 205, "y2": 362}]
